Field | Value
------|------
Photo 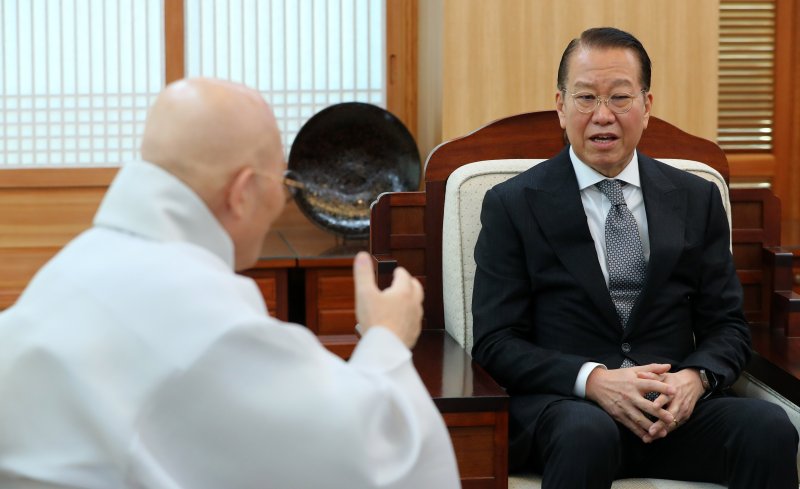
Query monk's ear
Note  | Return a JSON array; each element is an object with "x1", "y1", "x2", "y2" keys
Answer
[{"x1": 225, "y1": 166, "x2": 256, "y2": 219}]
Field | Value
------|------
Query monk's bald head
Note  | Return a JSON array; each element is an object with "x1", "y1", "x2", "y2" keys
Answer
[{"x1": 140, "y1": 78, "x2": 283, "y2": 210}]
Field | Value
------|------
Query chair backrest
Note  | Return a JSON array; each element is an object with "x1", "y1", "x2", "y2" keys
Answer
[{"x1": 441, "y1": 158, "x2": 730, "y2": 351}]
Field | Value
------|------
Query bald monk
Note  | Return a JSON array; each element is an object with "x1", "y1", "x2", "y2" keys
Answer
[{"x1": 0, "y1": 78, "x2": 460, "y2": 489}]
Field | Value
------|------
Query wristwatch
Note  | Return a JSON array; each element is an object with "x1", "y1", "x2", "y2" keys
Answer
[{"x1": 699, "y1": 368, "x2": 712, "y2": 391}]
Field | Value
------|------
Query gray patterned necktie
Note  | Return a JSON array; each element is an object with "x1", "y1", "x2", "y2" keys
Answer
[
  {"x1": 596, "y1": 179, "x2": 647, "y2": 328},
  {"x1": 596, "y1": 179, "x2": 655, "y2": 399}
]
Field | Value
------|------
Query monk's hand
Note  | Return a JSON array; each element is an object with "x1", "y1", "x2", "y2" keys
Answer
[
  {"x1": 637, "y1": 368, "x2": 705, "y2": 437},
  {"x1": 586, "y1": 363, "x2": 676, "y2": 443},
  {"x1": 353, "y1": 252, "x2": 424, "y2": 348}
]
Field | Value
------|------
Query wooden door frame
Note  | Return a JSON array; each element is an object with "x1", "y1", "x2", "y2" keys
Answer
[
  {"x1": 773, "y1": 0, "x2": 800, "y2": 243},
  {"x1": 728, "y1": 0, "x2": 800, "y2": 244},
  {"x1": 164, "y1": 0, "x2": 185, "y2": 84}
]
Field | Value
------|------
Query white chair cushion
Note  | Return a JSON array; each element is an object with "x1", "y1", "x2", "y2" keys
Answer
[{"x1": 442, "y1": 159, "x2": 544, "y2": 352}]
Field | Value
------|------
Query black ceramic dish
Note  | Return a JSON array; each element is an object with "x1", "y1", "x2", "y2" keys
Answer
[{"x1": 287, "y1": 102, "x2": 420, "y2": 238}]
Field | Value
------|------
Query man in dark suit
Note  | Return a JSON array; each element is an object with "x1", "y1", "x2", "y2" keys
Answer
[{"x1": 472, "y1": 27, "x2": 798, "y2": 489}]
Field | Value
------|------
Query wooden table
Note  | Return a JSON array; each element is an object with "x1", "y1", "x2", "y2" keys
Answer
[
  {"x1": 413, "y1": 330, "x2": 509, "y2": 489},
  {"x1": 748, "y1": 323, "x2": 800, "y2": 406}
]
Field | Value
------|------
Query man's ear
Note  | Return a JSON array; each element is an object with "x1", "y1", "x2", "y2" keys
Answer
[
  {"x1": 642, "y1": 91, "x2": 654, "y2": 130},
  {"x1": 225, "y1": 166, "x2": 256, "y2": 220},
  {"x1": 556, "y1": 91, "x2": 567, "y2": 129}
]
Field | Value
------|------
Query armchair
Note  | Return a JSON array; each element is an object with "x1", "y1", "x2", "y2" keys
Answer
[{"x1": 370, "y1": 111, "x2": 800, "y2": 488}]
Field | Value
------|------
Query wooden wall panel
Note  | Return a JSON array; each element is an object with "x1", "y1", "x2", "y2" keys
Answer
[
  {"x1": 417, "y1": 0, "x2": 444, "y2": 162},
  {"x1": 0, "y1": 188, "x2": 108, "y2": 248},
  {"x1": 0, "y1": 247, "x2": 60, "y2": 309},
  {"x1": 0, "y1": 170, "x2": 116, "y2": 309},
  {"x1": 420, "y1": 0, "x2": 719, "y2": 157}
]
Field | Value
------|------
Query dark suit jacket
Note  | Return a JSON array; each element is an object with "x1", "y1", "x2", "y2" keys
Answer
[{"x1": 471, "y1": 147, "x2": 752, "y2": 469}]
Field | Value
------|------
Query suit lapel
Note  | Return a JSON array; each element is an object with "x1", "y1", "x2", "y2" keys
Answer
[
  {"x1": 523, "y1": 149, "x2": 621, "y2": 329},
  {"x1": 626, "y1": 155, "x2": 687, "y2": 335}
]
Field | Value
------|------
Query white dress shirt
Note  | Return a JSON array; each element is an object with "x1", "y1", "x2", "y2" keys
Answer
[
  {"x1": 0, "y1": 160, "x2": 460, "y2": 489},
  {"x1": 568, "y1": 147, "x2": 651, "y2": 398}
]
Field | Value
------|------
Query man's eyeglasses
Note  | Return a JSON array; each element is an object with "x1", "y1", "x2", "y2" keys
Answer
[{"x1": 565, "y1": 89, "x2": 647, "y2": 114}]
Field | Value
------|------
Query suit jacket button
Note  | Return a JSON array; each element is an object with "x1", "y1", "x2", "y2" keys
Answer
[{"x1": 621, "y1": 343, "x2": 631, "y2": 353}]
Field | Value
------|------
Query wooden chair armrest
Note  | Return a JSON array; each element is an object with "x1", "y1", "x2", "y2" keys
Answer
[
  {"x1": 411, "y1": 330, "x2": 509, "y2": 487},
  {"x1": 762, "y1": 247, "x2": 800, "y2": 336},
  {"x1": 763, "y1": 247, "x2": 795, "y2": 291},
  {"x1": 771, "y1": 290, "x2": 800, "y2": 338}
]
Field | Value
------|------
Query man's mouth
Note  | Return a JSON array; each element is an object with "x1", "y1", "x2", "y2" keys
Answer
[{"x1": 589, "y1": 134, "x2": 619, "y2": 142}]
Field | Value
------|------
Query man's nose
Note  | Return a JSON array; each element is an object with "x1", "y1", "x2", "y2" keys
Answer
[{"x1": 592, "y1": 99, "x2": 616, "y2": 124}]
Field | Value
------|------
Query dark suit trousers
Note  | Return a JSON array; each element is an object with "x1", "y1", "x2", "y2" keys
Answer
[{"x1": 529, "y1": 395, "x2": 798, "y2": 489}]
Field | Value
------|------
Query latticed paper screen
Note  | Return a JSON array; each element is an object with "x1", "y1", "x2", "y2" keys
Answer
[
  {"x1": 185, "y1": 0, "x2": 385, "y2": 156},
  {"x1": 0, "y1": 0, "x2": 164, "y2": 167},
  {"x1": 0, "y1": 0, "x2": 385, "y2": 167}
]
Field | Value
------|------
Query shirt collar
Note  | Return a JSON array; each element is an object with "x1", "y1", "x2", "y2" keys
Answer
[
  {"x1": 93, "y1": 160, "x2": 236, "y2": 270},
  {"x1": 569, "y1": 146, "x2": 641, "y2": 191}
]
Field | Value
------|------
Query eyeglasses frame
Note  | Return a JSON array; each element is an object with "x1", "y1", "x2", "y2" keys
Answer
[
  {"x1": 563, "y1": 89, "x2": 648, "y2": 114},
  {"x1": 254, "y1": 169, "x2": 305, "y2": 203}
]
